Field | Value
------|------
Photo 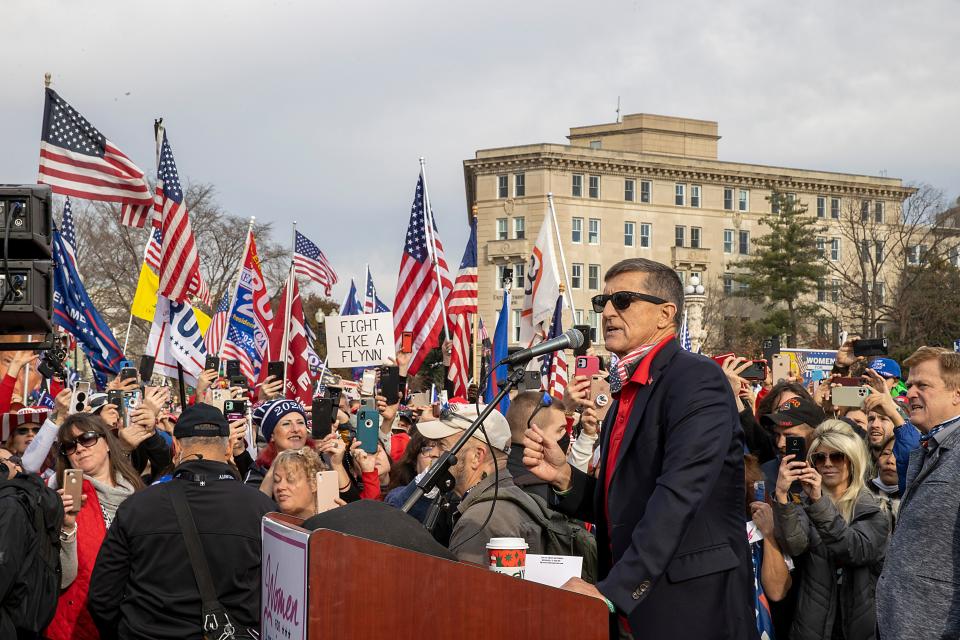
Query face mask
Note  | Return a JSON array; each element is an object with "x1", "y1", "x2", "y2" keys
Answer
[{"x1": 557, "y1": 433, "x2": 571, "y2": 455}]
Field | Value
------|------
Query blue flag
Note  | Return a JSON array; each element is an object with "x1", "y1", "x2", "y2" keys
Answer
[
  {"x1": 341, "y1": 279, "x2": 363, "y2": 316},
  {"x1": 52, "y1": 226, "x2": 125, "y2": 388},
  {"x1": 484, "y1": 290, "x2": 511, "y2": 414}
]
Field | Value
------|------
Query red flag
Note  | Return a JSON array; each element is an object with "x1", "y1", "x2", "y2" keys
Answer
[{"x1": 263, "y1": 270, "x2": 312, "y2": 406}]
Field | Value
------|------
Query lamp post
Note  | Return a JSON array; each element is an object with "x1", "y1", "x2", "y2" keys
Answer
[{"x1": 683, "y1": 276, "x2": 707, "y2": 353}]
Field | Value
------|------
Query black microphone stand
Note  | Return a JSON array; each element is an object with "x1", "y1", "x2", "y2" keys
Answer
[{"x1": 401, "y1": 366, "x2": 527, "y2": 516}]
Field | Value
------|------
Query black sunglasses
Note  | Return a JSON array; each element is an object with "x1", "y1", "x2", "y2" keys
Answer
[
  {"x1": 811, "y1": 451, "x2": 847, "y2": 467},
  {"x1": 15, "y1": 425, "x2": 41, "y2": 436},
  {"x1": 59, "y1": 431, "x2": 104, "y2": 456},
  {"x1": 591, "y1": 291, "x2": 669, "y2": 313}
]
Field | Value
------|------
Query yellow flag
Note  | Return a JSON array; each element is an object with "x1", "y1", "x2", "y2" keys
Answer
[
  {"x1": 194, "y1": 306, "x2": 211, "y2": 335},
  {"x1": 131, "y1": 263, "x2": 160, "y2": 321}
]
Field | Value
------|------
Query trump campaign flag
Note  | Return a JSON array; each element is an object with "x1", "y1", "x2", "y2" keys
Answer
[
  {"x1": 519, "y1": 213, "x2": 561, "y2": 347},
  {"x1": 52, "y1": 225, "x2": 124, "y2": 388},
  {"x1": 221, "y1": 229, "x2": 273, "y2": 382},
  {"x1": 145, "y1": 296, "x2": 207, "y2": 386},
  {"x1": 262, "y1": 269, "x2": 312, "y2": 406}
]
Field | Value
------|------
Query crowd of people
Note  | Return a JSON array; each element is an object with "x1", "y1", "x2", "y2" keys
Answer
[{"x1": 2, "y1": 256, "x2": 959, "y2": 640}]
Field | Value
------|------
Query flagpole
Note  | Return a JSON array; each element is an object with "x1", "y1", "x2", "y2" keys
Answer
[
  {"x1": 547, "y1": 193, "x2": 577, "y2": 321},
  {"x1": 419, "y1": 157, "x2": 451, "y2": 341},
  {"x1": 469, "y1": 206, "x2": 480, "y2": 384},
  {"x1": 280, "y1": 222, "x2": 296, "y2": 391},
  {"x1": 363, "y1": 264, "x2": 371, "y2": 312},
  {"x1": 220, "y1": 217, "x2": 255, "y2": 358}
]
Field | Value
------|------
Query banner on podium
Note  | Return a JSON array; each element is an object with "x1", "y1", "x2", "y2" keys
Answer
[{"x1": 261, "y1": 517, "x2": 311, "y2": 640}]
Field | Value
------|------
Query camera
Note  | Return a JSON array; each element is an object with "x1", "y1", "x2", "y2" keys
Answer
[{"x1": 37, "y1": 338, "x2": 68, "y2": 380}]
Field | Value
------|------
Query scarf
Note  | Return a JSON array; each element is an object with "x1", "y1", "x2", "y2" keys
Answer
[{"x1": 609, "y1": 341, "x2": 660, "y2": 394}]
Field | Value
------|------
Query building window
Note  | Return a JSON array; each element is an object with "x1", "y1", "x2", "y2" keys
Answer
[
  {"x1": 951, "y1": 246, "x2": 960, "y2": 267},
  {"x1": 513, "y1": 263, "x2": 525, "y2": 290},
  {"x1": 860, "y1": 240, "x2": 870, "y2": 262},
  {"x1": 723, "y1": 274, "x2": 734, "y2": 295},
  {"x1": 771, "y1": 196, "x2": 781, "y2": 214},
  {"x1": 589, "y1": 140, "x2": 601, "y2": 150},
  {"x1": 675, "y1": 184, "x2": 685, "y2": 206},
  {"x1": 739, "y1": 230, "x2": 750, "y2": 255},
  {"x1": 817, "y1": 196, "x2": 826, "y2": 218},
  {"x1": 831, "y1": 197, "x2": 840, "y2": 219},
  {"x1": 571, "y1": 217, "x2": 583, "y2": 243},
  {"x1": 514, "y1": 173, "x2": 525, "y2": 197},
  {"x1": 875, "y1": 201, "x2": 884, "y2": 223},
  {"x1": 739, "y1": 189, "x2": 749, "y2": 212},
  {"x1": 873, "y1": 281, "x2": 885, "y2": 305},
  {"x1": 675, "y1": 225, "x2": 686, "y2": 248},
  {"x1": 496, "y1": 218, "x2": 508, "y2": 240},
  {"x1": 816, "y1": 237, "x2": 826, "y2": 259},
  {"x1": 723, "y1": 229, "x2": 734, "y2": 254},
  {"x1": 737, "y1": 280, "x2": 749, "y2": 294},
  {"x1": 831, "y1": 279, "x2": 840, "y2": 303},
  {"x1": 588, "y1": 219, "x2": 600, "y2": 244},
  {"x1": 513, "y1": 216, "x2": 525, "y2": 240},
  {"x1": 572, "y1": 174, "x2": 583, "y2": 197},
  {"x1": 830, "y1": 238, "x2": 841, "y2": 261},
  {"x1": 861, "y1": 201, "x2": 870, "y2": 222},
  {"x1": 496, "y1": 265, "x2": 510, "y2": 289},
  {"x1": 677, "y1": 270, "x2": 686, "y2": 285},
  {"x1": 640, "y1": 180, "x2": 652, "y2": 203},
  {"x1": 624, "y1": 179, "x2": 635, "y2": 202},
  {"x1": 640, "y1": 223, "x2": 651, "y2": 248},
  {"x1": 571, "y1": 263, "x2": 583, "y2": 289},
  {"x1": 574, "y1": 309, "x2": 583, "y2": 325},
  {"x1": 588, "y1": 175, "x2": 600, "y2": 199},
  {"x1": 512, "y1": 310, "x2": 521, "y2": 343},
  {"x1": 497, "y1": 175, "x2": 508, "y2": 199},
  {"x1": 690, "y1": 227, "x2": 702, "y2": 249},
  {"x1": 817, "y1": 279, "x2": 826, "y2": 302},
  {"x1": 588, "y1": 264, "x2": 600, "y2": 290},
  {"x1": 690, "y1": 185, "x2": 701, "y2": 208},
  {"x1": 873, "y1": 241, "x2": 883, "y2": 264},
  {"x1": 624, "y1": 222, "x2": 635, "y2": 247},
  {"x1": 588, "y1": 310, "x2": 600, "y2": 343},
  {"x1": 723, "y1": 188, "x2": 734, "y2": 211}
]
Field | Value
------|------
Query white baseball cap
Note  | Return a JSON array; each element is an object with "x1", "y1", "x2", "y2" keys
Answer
[{"x1": 416, "y1": 403, "x2": 512, "y2": 453}]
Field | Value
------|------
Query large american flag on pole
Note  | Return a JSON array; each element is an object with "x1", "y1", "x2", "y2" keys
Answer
[
  {"x1": 153, "y1": 126, "x2": 207, "y2": 304},
  {"x1": 447, "y1": 217, "x2": 478, "y2": 397},
  {"x1": 38, "y1": 88, "x2": 153, "y2": 226},
  {"x1": 393, "y1": 173, "x2": 453, "y2": 376},
  {"x1": 293, "y1": 230, "x2": 338, "y2": 297},
  {"x1": 203, "y1": 291, "x2": 230, "y2": 356},
  {"x1": 61, "y1": 197, "x2": 79, "y2": 269}
]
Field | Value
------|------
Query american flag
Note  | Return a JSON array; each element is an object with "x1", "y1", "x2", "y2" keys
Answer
[
  {"x1": 363, "y1": 266, "x2": 390, "y2": 313},
  {"x1": 293, "y1": 230, "x2": 338, "y2": 297},
  {"x1": 393, "y1": 173, "x2": 453, "y2": 376},
  {"x1": 447, "y1": 217, "x2": 479, "y2": 397},
  {"x1": 38, "y1": 89, "x2": 154, "y2": 227},
  {"x1": 153, "y1": 127, "x2": 205, "y2": 304},
  {"x1": 61, "y1": 197, "x2": 78, "y2": 269},
  {"x1": 144, "y1": 217, "x2": 209, "y2": 304},
  {"x1": 678, "y1": 309, "x2": 692, "y2": 351},
  {"x1": 540, "y1": 296, "x2": 568, "y2": 401},
  {"x1": 203, "y1": 291, "x2": 230, "y2": 356}
]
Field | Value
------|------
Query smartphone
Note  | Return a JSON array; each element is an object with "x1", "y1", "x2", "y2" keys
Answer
[
  {"x1": 771, "y1": 354, "x2": 790, "y2": 384},
  {"x1": 575, "y1": 355, "x2": 601, "y2": 379},
  {"x1": 359, "y1": 396, "x2": 376, "y2": 413},
  {"x1": 315, "y1": 470, "x2": 340, "y2": 513},
  {"x1": 204, "y1": 354, "x2": 220, "y2": 372},
  {"x1": 711, "y1": 353, "x2": 736, "y2": 367},
  {"x1": 356, "y1": 408, "x2": 380, "y2": 454},
  {"x1": 224, "y1": 399, "x2": 247, "y2": 422},
  {"x1": 229, "y1": 375, "x2": 248, "y2": 390},
  {"x1": 762, "y1": 338, "x2": 780, "y2": 370},
  {"x1": 208, "y1": 388, "x2": 230, "y2": 413},
  {"x1": 70, "y1": 381, "x2": 91, "y2": 414},
  {"x1": 400, "y1": 332, "x2": 414, "y2": 354},
  {"x1": 138, "y1": 355, "x2": 156, "y2": 382},
  {"x1": 754, "y1": 480, "x2": 766, "y2": 503},
  {"x1": 852, "y1": 338, "x2": 889, "y2": 358},
  {"x1": 63, "y1": 468, "x2": 84, "y2": 513},
  {"x1": 378, "y1": 366, "x2": 401, "y2": 405},
  {"x1": 122, "y1": 390, "x2": 142, "y2": 428},
  {"x1": 590, "y1": 375, "x2": 612, "y2": 421},
  {"x1": 327, "y1": 387, "x2": 343, "y2": 413},
  {"x1": 409, "y1": 391, "x2": 431, "y2": 406},
  {"x1": 740, "y1": 360, "x2": 768, "y2": 382},
  {"x1": 107, "y1": 389, "x2": 123, "y2": 409},
  {"x1": 360, "y1": 369, "x2": 376, "y2": 396},
  {"x1": 225, "y1": 359, "x2": 241, "y2": 379},
  {"x1": 312, "y1": 397, "x2": 335, "y2": 439},
  {"x1": 833, "y1": 386, "x2": 871, "y2": 408},
  {"x1": 120, "y1": 366, "x2": 139, "y2": 383},
  {"x1": 267, "y1": 361, "x2": 285, "y2": 382},
  {"x1": 573, "y1": 324, "x2": 591, "y2": 357},
  {"x1": 832, "y1": 376, "x2": 863, "y2": 387},
  {"x1": 784, "y1": 435, "x2": 807, "y2": 463}
]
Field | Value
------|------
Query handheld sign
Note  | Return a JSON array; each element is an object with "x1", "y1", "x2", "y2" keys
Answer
[{"x1": 324, "y1": 312, "x2": 396, "y2": 368}]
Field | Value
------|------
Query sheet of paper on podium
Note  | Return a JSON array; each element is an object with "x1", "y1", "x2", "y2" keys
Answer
[{"x1": 524, "y1": 555, "x2": 583, "y2": 588}]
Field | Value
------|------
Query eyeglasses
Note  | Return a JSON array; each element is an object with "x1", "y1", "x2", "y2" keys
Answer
[
  {"x1": 59, "y1": 431, "x2": 104, "y2": 456},
  {"x1": 419, "y1": 442, "x2": 439, "y2": 456},
  {"x1": 15, "y1": 426, "x2": 41, "y2": 436},
  {"x1": 591, "y1": 291, "x2": 669, "y2": 314},
  {"x1": 810, "y1": 451, "x2": 847, "y2": 467}
]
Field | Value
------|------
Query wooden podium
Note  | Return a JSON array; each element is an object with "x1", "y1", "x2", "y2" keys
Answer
[{"x1": 261, "y1": 512, "x2": 609, "y2": 640}]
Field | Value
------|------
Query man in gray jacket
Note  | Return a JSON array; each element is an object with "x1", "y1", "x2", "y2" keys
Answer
[
  {"x1": 876, "y1": 346, "x2": 960, "y2": 639},
  {"x1": 417, "y1": 404, "x2": 544, "y2": 565}
]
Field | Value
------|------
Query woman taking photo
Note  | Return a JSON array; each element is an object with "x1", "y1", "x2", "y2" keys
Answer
[
  {"x1": 270, "y1": 448, "x2": 345, "y2": 519},
  {"x1": 48, "y1": 413, "x2": 143, "y2": 640},
  {"x1": 773, "y1": 420, "x2": 889, "y2": 640}
]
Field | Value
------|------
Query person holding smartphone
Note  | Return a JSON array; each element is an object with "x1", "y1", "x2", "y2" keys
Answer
[{"x1": 772, "y1": 420, "x2": 888, "y2": 640}]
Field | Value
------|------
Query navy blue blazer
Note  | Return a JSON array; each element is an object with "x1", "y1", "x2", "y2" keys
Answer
[{"x1": 554, "y1": 339, "x2": 758, "y2": 640}]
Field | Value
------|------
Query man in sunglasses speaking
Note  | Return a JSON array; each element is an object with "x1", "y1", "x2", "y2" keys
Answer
[{"x1": 523, "y1": 258, "x2": 756, "y2": 640}]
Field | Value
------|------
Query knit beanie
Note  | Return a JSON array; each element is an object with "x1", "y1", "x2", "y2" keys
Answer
[{"x1": 258, "y1": 399, "x2": 307, "y2": 442}]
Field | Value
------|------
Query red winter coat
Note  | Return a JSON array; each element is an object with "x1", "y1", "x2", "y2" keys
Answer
[{"x1": 46, "y1": 480, "x2": 106, "y2": 640}]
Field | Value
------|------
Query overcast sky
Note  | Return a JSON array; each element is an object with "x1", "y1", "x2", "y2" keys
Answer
[{"x1": 3, "y1": 0, "x2": 958, "y2": 306}]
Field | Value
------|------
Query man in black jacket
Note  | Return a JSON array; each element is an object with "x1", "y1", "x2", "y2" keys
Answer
[
  {"x1": 523, "y1": 258, "x2": 757, "y2": 640},
  {"x1": 88, "y1": 403, "x2": 276, "y2": 640}
]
